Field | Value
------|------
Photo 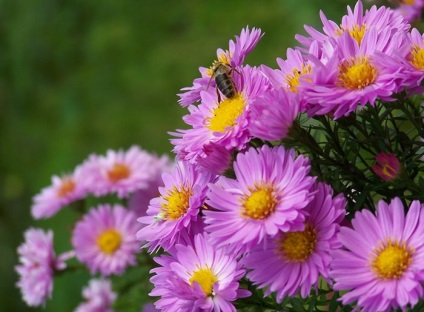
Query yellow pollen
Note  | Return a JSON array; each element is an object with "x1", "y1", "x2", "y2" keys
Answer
[
  {"x1": 401, "y1": 0, "x2": 415, "y2": 5},
  {"x1": 276, "y1": 224, "x2": 317, "y2": 262},
  {"x1": 97, "y1": 229, "x2": 122, "y2": 254},
  {"x1": 371, "y1": 239, "x2": 414, "y2": 280},
  {"x1": 207, "y1": 52, "x2": 231, "y2": 76},
  {"x1": 335, "y1": 24, "x2": 367, "y2": 46},
  {"x1": 337, "y1": 56, "x2": 377, "y2": 89},
  {"x1": 242, "y1": 184, "x2": 277, "y2": 220},
  {"x1": 381, "y1": 164, "x2": 397, "y2": 179},
  {"x1": 207, "y1": 93, "x2": 246, "y2": 132},
  {"x1": 161, "y1": 185, "x2": 192, "y2": 221},
  {"x1": 57, "y1": 178, "x2": 76, "y2": 198},
  {"x1": 107, "y1": 163, "x2": 131, "y2": 182},
  {"x1": 285, "y1": 65, "x2": 312, "y2": 92},
  {"x1": 189, "y1": 267, "x2": 218, "y2": 296},
  {"x1": 409, "y1": 45, "x2": 424, "y2": 70}
]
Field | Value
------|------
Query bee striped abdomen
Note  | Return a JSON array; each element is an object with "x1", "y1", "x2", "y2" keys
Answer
[{"x1": 215, "y1": 73, "x2": 236, "y2": 99}]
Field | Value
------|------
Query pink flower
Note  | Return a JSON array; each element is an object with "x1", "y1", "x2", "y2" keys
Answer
[
  {"x1": 171, "y1": 65, "x2": 271, "y2": 166},
  {"x1": 16, "y1": 228, "x2": 71, "y2": 307},
  {"x1": 301, "y1": 28, "x2": 405, "y2": 118},
  {"x1": 296, "y1": 1, "x2": 409, "y2": 54},
  {"x1": 83, "y1": 146, "x2": 166, "y2": 198},
  {"x1": 31, "y1": 164, "x2": 89, "y2": 219},
  {"x1": 204, "y1": 145, "x2": 315, "y2": 253},
  {"x1": 394, "y1": 0, "x2": 424, "y2": 23},
  {"x1": 72, "y1": 204, "x2": 139, "y2": 276},
  {"x1": 372, "y1": 152, "x2": 401, "y2": 181},
  {"x1": 137, "y1": 161, "x2": 215, "y2": 252},
  {"x1": 149, "y1": 233, "x2": 250, "y2": 311},
  {"x1": 75, "y1": 278, "x2": 116, "y2": 312},
  {"x1": 242, "y1": 182, "x2": 346, "y2": 301},
  {"x1": 395, "y1": 28, "x2": 424, "y2": 94},
  {"x1": 330, "y1": 198, "x2": 424, "y2": 311}
]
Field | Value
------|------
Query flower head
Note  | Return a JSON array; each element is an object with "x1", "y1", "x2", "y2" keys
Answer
[
  {"x1": 395, "y1": 28, "x2": 424, "y2": 94},
  {"x1": 16, "y1": 228, "x2": 70, "y2": 307},
  {"x1": 260, "y1": 46, "x2": 318, "y2": 112},
  {"x1": 72, "y1": 204, "x2": 139, "y2": 276},
  {"x1": 372, "y1": 152, "x2": 401, "y2": 181},
  {"x1": 394, "y1": 0, "x2": 424, "y2": 23},
  {"x1": 31, "y1": 164, "x2": 89, "y2": 219},
  {"x1": 296, "y1": 1, "x2": 409, "y2": 54},
  {"x1": 171, "y1": 65, "x2": 271, "y2": 166},
  {"x1": 204, "y1": 145, "x2": 315, "y2": 253},
  {"x1": 301, "y1": 28, "x2": 405, "y2": 118},
  {"x1": 178, "y1": 26, "x2": 264, "y2": 107},
  {"x1": 330, "y1": 198, "x2": 424, "y2": 312},
  {"x1": 75, "y1": 278, "x2": 116, "y2": 312},
  {"x1": 84, "y1": 146, "x2": 165, "y2": 198},
  {"x1": 137, "y1": 161, "x2": 215, "y2": 252},
  {"x1": 149, "y1": 233, "x2": 250, "y2": 312},
  {"x1": 242, "y1": 182, "x2": 346, "y2": 302}
]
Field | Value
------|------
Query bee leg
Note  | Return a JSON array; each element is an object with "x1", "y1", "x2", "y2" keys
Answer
[{"x1": 216, "y1": 87, "x2": 222, "y2": 103}]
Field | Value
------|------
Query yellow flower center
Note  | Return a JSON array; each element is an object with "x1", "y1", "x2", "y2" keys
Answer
[
  {"x1": 285, "y1": 65, "x2": 312, "y2": 92},
  {"x1": 276, "y1": 224, "x2": 317, "y2": 262},
  {"x1": 409, "y1": 45, "x2": 424, "y2": 70},
  {"x1": 161, "y1": 186, "x2": 192, "y2": 221},
  {"x1": 107, "y1": 163, "x2": 131, "y2": 182},
  {"x1": 401, "y1": 0, "x2": 415, "y2": 5},
  {"x1": 336, "y1": 24, "x2": 367, "y2": 46},
  {"x1": 381, "y1": 164, "x2": 397, "y2": 180},
  {"x1": 97, "y1": 229, "x2": 122, "y2": 254},
  {"x1": 207, "y1": 93, "x2": 246, "y2": 132},
  {"x1": 337, "y1": 56, "x2": 377, "y2": 89},
  {"x1": 371, "y1": 239, "x2": 414, "y2": 280},
  {"x1": 189, "y1": 267, "x2": 218, "y2": 296},
  {"x1": 242, "y1": 184, "x2": 277, "y2": 220},
  {"x1": 57, "y1": 178, "x2": 76, "y2": 198}
]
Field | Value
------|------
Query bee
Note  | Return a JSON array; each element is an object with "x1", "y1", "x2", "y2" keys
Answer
[{"x1": 208, "y1": 61, "x2": 240, "y2": 102}]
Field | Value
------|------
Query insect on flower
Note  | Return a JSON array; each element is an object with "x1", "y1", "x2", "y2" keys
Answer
[{"x1": 207, "y1": 61, "x2": 240, "y2": 102}]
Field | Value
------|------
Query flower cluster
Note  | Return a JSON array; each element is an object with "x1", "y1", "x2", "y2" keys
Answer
[
  {"x1": 16, "y1": 146, "x2": 171, "y2": 310},
  {"x1": 16, "y1": 1, "x2": 424, "y2": 312}
]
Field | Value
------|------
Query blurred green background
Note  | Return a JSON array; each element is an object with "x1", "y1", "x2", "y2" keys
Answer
[{"x1": 0, "y1": 0, "x2": 379, "y2": 311}]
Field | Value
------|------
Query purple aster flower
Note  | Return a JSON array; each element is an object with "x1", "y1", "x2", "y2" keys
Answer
[
  {"x1": 72, "y1": 204, "x2": 139, "y2": 276},
  {"x1": 149, "y1": 233, "x2": 250, "y2": 312},
  {"x1": 242, "y1": 182, "x2": 346, "y2": 302},
  {"x1": 261, "y1": 44, "x2": 323, "y2": 112},
  {"x1": 171, "y1": 65, "x2": 271, "y2": 166},
  {"x1": 16, "y1": 228, "x2": 71, "y2": 307},
  {"x1": 301, "y1": 28, "x2": 405, "y2": 119},
  {"x1": 75, "y1": 278, "x2": 117, "y2": 312},
  {"x1": 296, "y1": 1, "x2": 409, "y2": 54},
  {"x1": 204, "y1": 145, "x2": 315, "y2": 253},
  {"x1": 137, "y1": 160, "x2": 215, "y2": 252},
  {"x1": 395, "y1": 28, "x2": 424, "y2": 94},
  {"x1": 394, "y1": 0, "x2": 424, "y2": 23},
  {"x1": 330, "y1": 197, "x2": 424, "y2": 312},
  {"x1": 83, "y1": 146, "x2": 166, "y2": 198},
  {"x1": 31, "y1": 163, "x2": 89, "y2": 219},
  {"x1": 250, "y1": 87, "x2": 299, "y2": 141},
  {"x1": 178, "y1": 26, "x2": 264, "y2": 107}
]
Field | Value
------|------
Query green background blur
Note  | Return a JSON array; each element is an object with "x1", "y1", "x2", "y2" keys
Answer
[{"x1": 1, "y1": 0, "x2": 378, "y2": 311}]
